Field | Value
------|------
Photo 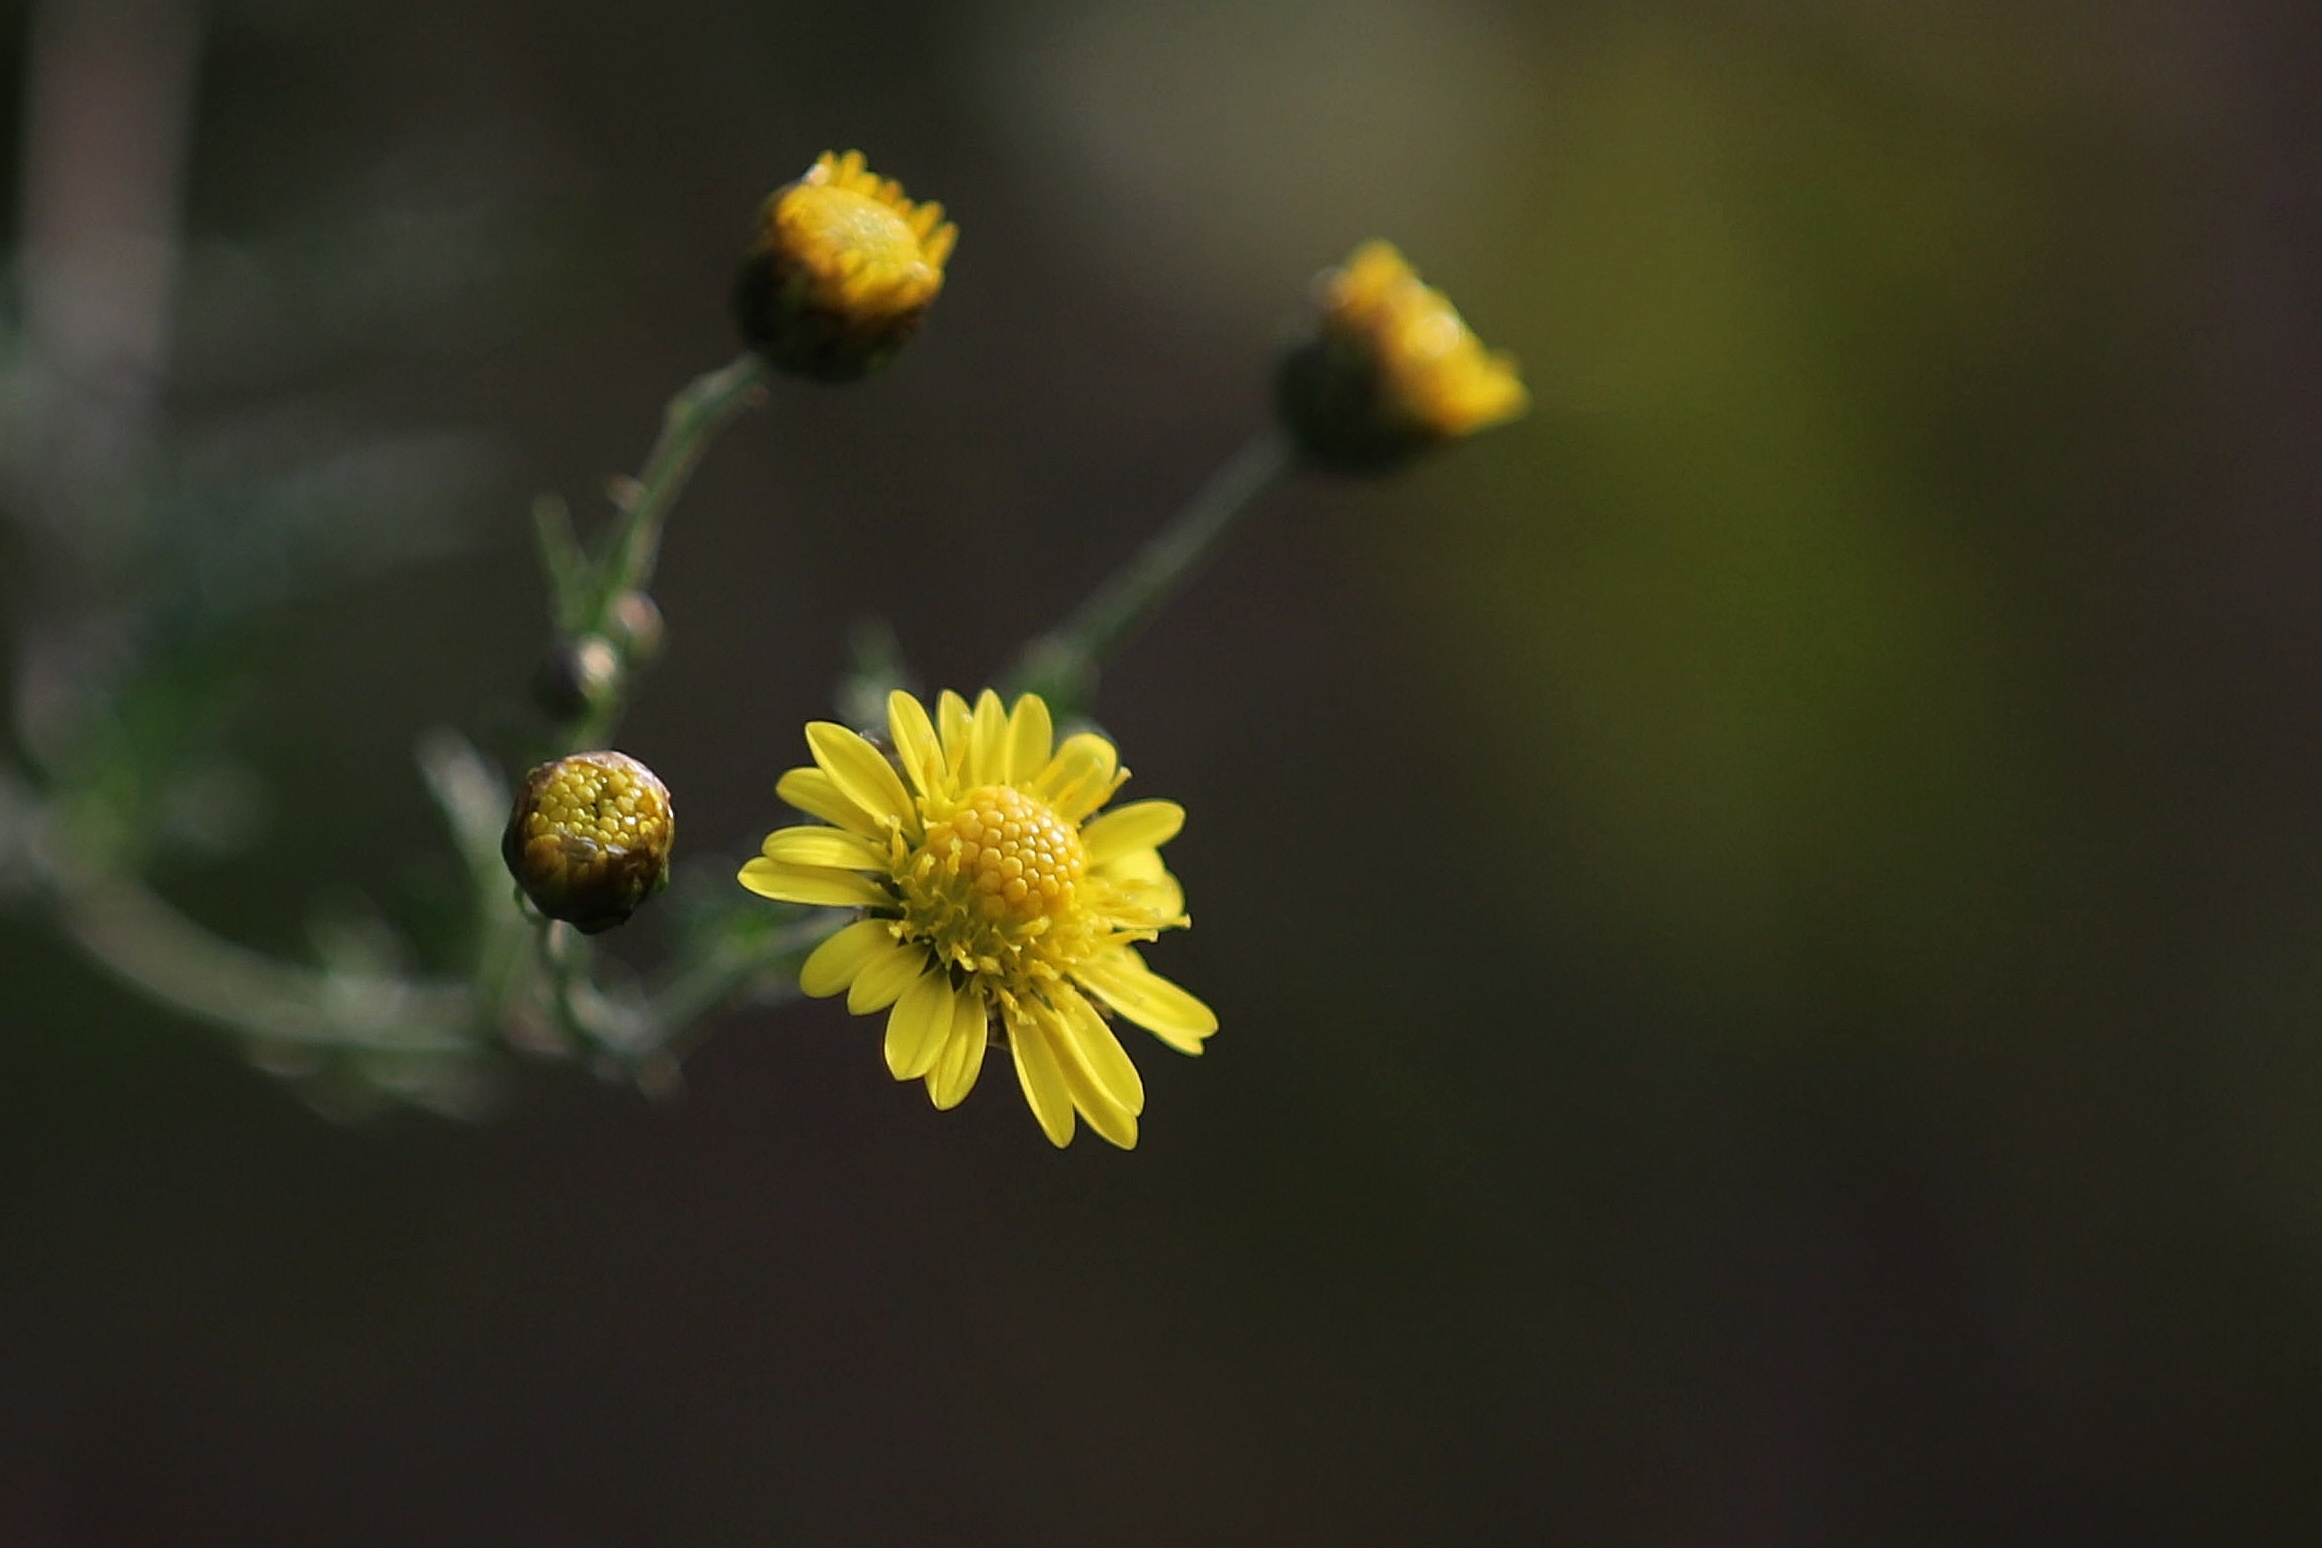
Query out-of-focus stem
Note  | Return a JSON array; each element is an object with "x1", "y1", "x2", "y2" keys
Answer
[
  {"x1": 55, "y1": 865, "x2": 475, "y2": 1053},
  {"x1": 1004, "y1": 426, "x2": 1294, "y2": 718},
  {"x1": 559, "y1": 352, "x2": 772, "y2": 752},
  {"x1": 15, "y1": 0, "x2": 199, "y2": 563},
  {"x1": 644, "y1": 914, "x2": 837, "y2": 1046},
  {"x1": 10, "y1": 0, "x2": 202, "y2": 779}
]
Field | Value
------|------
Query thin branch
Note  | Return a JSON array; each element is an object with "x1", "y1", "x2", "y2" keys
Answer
[
  {"x1": 643, "y1": 912, "x2": 840, "y2": 1056},
  {"x1": 1003, "y1": 426, "x2": 1294, "y2": 716},
  {"x1": 561, "y1": 351, "x2": 772, "y2": 752}
]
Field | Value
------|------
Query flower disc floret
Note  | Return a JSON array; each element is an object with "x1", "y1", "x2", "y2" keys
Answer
[
  {"x1": 738, "y1": 689, "x2": 1214, "y2": 1149},
  {"x1": 906, "y1": 781, "x2": 1088, "y2": 953}
]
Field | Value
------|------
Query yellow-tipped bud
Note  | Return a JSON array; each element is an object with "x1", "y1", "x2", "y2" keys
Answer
[
  {"x1": 1276, "y1": 240, "x2": 1528, "y2": 472},
  {"x1": 733, "y1": 150, "x2": 957, "y2": 382},
  {"x1": 502, "y1": 751, "x2": 674, "y2": 934}
]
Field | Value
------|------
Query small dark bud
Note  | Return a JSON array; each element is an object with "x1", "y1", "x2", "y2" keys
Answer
[{"x1": 533, "y1": 635, "x2": 621, "y2": 721}]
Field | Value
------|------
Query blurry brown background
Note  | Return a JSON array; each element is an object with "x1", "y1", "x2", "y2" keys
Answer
[{"x1": 3, "y1": 0, "x2": 2320, "y2": 1541}]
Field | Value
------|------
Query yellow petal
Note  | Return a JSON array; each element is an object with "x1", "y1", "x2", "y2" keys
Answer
[
  {"x1": 887, "y1": 690, "x2": 943, "y2": 797},
  {"x1": 1054, "y1": 987, "x2": 1145, "y2": 1116},
  {"x1": 1071, "y1": 1085, "x2": 1137, "y2": 1149},
  {"x1": 1092, "y1": 846, "x2": 1186, "y2": 921},
  {"x1": 1007, "y1": 1004, "x2": 1077, "y2": 1147},
  {"x1": 847, "y1": 939, "x2": 928, "y2": 1013},
  {"x1": 1073, "y1": 947, "x2": 1217, "y2": 1055},
  {"x1": 777, "y1": 766, "x2": 880, "y2": 837},
  {"x1": 1138, "y1": 879, "x2": 1189, "y2": 925},
  {"x1": 738, "y1": 857, "x2": 890, "y2": 908},
  {"x1": 937, "y1": 690, "x2": 973, "y2": 778},
  {"x1": 1091, "y1": 845, "x2": 1163, "y2": 880},
  {"x1": 1058, "y1": 767, "x2": 1128, "y2": 823},
  {"x1": 799, "y1": 918, "x2": 899, "y2": 998},
  {"x1": 926, "y1": 988, "x2": 989, "y2": 1109},
  {"x1": 970, "y1": 688, "x2": 1009, "y2": 785},
  {"x1": 1079, "y1": 800, "x2": 1184, "y2": 866},
  {"x1": 761, "y1": 826, "x2": 887, "y2": 871},
  {"x1": 1046, "y1": 1011, "x2": 1137, "y2": 1150},
  {"x1": 1031, "y1": 732, "x2": 1118, "y2": 816},
  {"x1": 1095, "y1": 849, "x2": 1188, "y2": 909},
  {"x1": 806, "y1": 721, "x2": 913, "y2": 831},
  {"x1": 884, "y1": 969, "x2": 954, "y2": 1080},
  {"x1": 1007, "y1": 694, "x2": 1053, "y2": 784}
]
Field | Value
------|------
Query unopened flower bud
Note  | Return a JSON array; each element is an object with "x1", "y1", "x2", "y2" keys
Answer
[
  {"x1": 533, "y1": 634, "x2": 622, "y2": 721},
  {"x1": 1275, "y1": 240, "x2": 1528, "y2": 472},
  {"x1": 503, "y1": 751, "x2": 674, "y2": 933},
  {"x1": 733, "y1": 150, "x2": 957, "y2": 382}
]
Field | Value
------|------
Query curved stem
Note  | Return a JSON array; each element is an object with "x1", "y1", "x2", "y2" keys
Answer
[
  {"x1": 55, "y1": 866, "x2": 475, "y2": 1053},
  {"x1": 558, "y1": 351, "x2": 773, "y2": 752}
]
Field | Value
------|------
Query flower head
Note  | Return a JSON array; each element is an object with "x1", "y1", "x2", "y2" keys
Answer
[
  {"x1": 733, "y1": 149, "x2": 957, "y2": 382},
  {"x1": 504, "y1": 751, "x2": 674, "y2": 933},
  {"x1": 738, "y1": 689, "x2": 1215, "y2": 1148},
  {"x1": 1276, "y1": 239, "x2": 1528, "y2": 471}
]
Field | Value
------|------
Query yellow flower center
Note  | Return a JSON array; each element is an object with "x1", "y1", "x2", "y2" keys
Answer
[
  {"x1": 528, "y1": 755, "x2": 667, "y2": 853},
  {"x1": 780, "y1": 185, "x2": 931, "y2": 291},
  {"x1": 930, "y1": 784, "x2": 1085, "y2": 922},
  {"x1": 899, "y1": 783, "x2": 1092, "y2": 983}
]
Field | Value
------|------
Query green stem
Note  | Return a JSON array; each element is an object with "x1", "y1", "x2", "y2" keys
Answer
[
  {"x1": 643, "y1": 912, "x2": 840, "y2": 1056},
  {"x1": 561, "y1": 351, "x2": 773, "y2": 752},
  {"x1": 550, "y1": 911, "x2": 837, "y2": 1097},
  {"x1": 1003, "y1": 426, "x2": 1294, "y2": 716},
  {"x1": 19, "y1": 354, "x2": 788, "y2": 1092},
  {"x1": 56, "y1": 866, "x2": 475, "y2": 1054}
]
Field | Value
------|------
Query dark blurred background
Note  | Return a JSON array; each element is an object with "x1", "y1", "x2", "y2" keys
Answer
[{"x1": 1, "y1": 0, "x2": 2319, "y2": 1541}]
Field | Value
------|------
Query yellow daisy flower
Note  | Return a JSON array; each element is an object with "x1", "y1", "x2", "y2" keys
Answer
[
  {"x1": 734, "y1": 149, "x2": 958, "y2": 382},
  {"x1": 738, "y1": 689, "x2": 1215, "y2": 1148},
  {"x1": 1277, "y1": 239, "x2": 1528, "y2": 470}
]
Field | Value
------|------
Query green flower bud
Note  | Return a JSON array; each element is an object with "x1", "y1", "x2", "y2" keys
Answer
[{"x1": 503, "y1": 751, "x2": 674, "y2": 934}]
